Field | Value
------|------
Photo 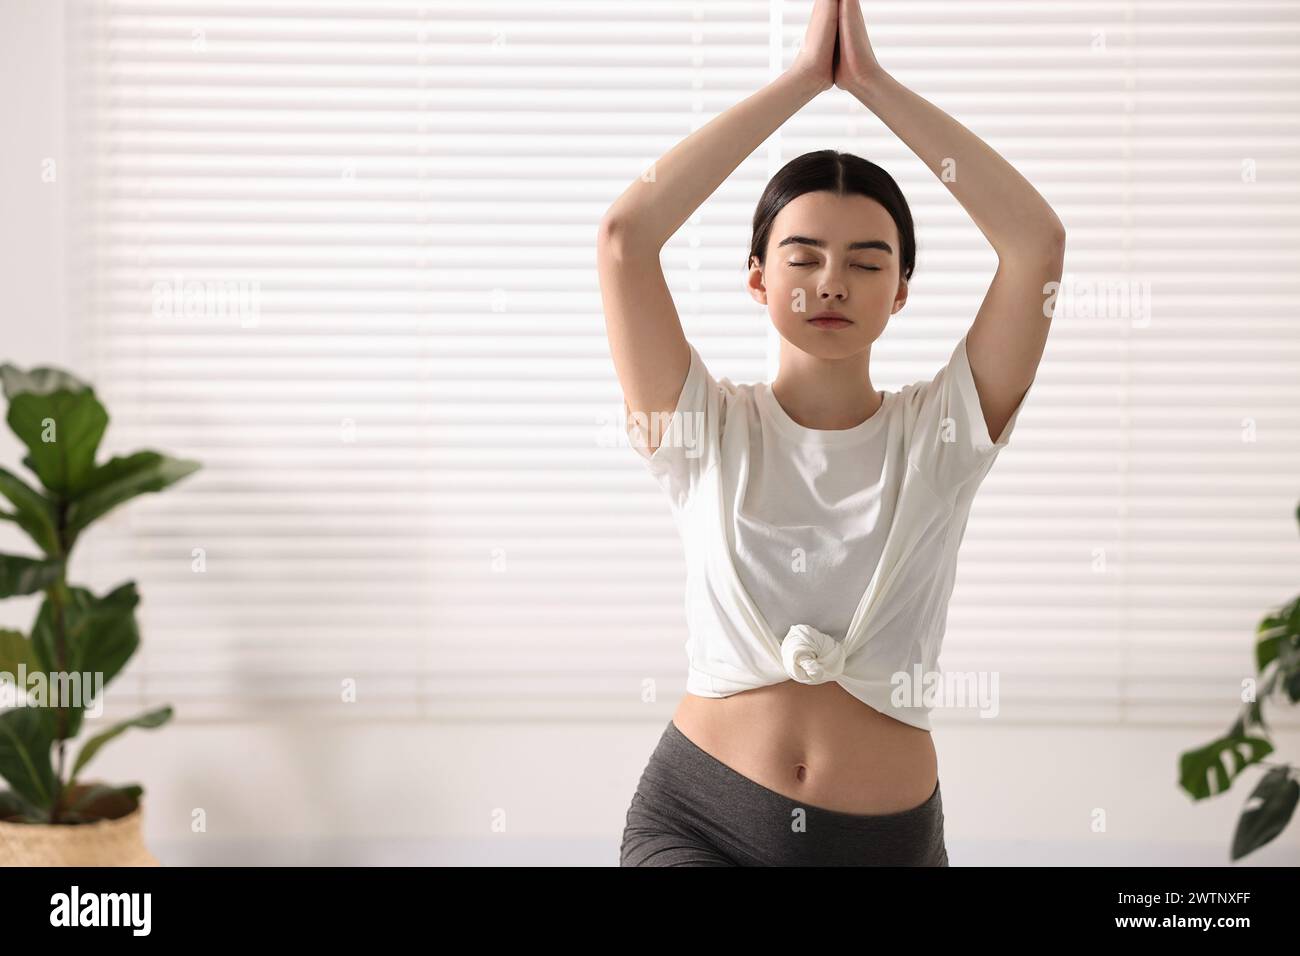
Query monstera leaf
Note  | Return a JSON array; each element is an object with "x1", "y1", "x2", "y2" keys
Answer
[
  {"x1": 1231, "y1": 766, "x2": 1300, "y2": 860},
  {"x1": 1256, "y1": 593, "x2": 1300, "y2": 672},
  {"x1": 1179, "y1": 733, "x2": 1274, "y2": 801}
]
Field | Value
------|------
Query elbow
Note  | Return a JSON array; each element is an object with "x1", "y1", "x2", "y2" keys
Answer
[
  {"x1": 1042, "y1": 214, "x2": 1067, "y2": 255},
  {"x1": 596, "y1": 212, "x2": 627, "y2": 258},
  {"x1": 596, "y1": 212, "x2": 658, "y2": 261},
  {"x1": 996, "y1": 220, "x2": 1066, "y2": 268},
  {"x1": 1032, "y1": 216, "x2": 1067, "y2": 258},
  {"x1": 1048, "y1": 218, "x2": 1067, "y2": 250},
  {"x1": 1040, "y1": 223, "x2": 1066, "y2": 268}
]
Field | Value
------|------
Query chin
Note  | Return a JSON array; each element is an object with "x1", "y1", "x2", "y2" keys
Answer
[{"x1": 786, "y1": 328, "x2": 869, "y2": 358}]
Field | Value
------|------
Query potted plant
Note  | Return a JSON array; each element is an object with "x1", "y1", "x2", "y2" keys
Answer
[
  {"x1": 1178, "y1": 501, "x2": 1300, "y2": 861},
  {"x1": 0, "y1": 362, "x2": 199, "y2": 865}
]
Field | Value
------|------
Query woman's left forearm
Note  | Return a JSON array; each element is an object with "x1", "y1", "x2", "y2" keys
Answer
[{"x1": 848, "y1": 70, "x2": 1065, "y2": 260}]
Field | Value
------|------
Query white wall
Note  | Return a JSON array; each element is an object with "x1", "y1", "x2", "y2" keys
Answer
[
  {"x1": 83, "y1": 719, "x2": 1296, "y2": 866},
  {"x1": 0, "y1": 1, "x2": 70, "y2": 682},
  {"x1": 1, "y1": 0, "x2": 1296, "y2": 867},
  {"x1": 0, "y1": 1, "x2": 68, "y2": 404}
]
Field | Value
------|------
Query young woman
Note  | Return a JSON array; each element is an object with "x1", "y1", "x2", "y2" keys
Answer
[{"x1": 598, "y1": 0, "x2": 1064, "y2": 866}]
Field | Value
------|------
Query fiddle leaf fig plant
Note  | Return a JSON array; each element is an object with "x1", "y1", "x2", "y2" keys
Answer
[
  {"x1": 0, "y1": 362, "x2": 198, "y2": 825},
  {"x1": 1178, "y1": 500, "x2": 1300, "y2": 860}
]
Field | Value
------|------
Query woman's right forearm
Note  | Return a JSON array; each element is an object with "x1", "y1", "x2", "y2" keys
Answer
[{"x1": 601, "y1": 71, "x2": 821, "y2": 254}]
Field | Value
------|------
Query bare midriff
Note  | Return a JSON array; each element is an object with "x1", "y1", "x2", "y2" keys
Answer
[{"x1": 671, "y1": 680, "x2": 938, "y2": 815}]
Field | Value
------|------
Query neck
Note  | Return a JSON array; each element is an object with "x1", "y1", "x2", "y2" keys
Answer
[{"x1": 770, "y1": 342, "x2": 881, "y2": 430}]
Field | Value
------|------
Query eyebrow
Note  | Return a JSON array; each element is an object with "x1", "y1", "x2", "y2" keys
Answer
[{"x1": 777, "y1": 235, "x2": 894, "y2": 255}]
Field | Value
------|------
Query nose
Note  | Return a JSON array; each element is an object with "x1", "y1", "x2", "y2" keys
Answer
[{"x1": 817, "y1": 269, "x2": 848, "y2": 302}]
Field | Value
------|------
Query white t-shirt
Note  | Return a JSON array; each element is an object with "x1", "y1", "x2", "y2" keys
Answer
[{"x1": 625, "y1": 333, "x2": 1030, "y2": 731}]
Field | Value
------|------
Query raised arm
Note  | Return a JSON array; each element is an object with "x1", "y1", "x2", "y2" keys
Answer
[
  {"x1": 835, "y1": 0, "x2": 1065, "y2": 444},
  {"x1": 597, "y1": 0, "x2": 840, "y2": 452}
]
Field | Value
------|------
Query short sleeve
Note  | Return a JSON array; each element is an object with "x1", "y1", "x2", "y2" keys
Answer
[
  {"x1": 905, "y1": 333, "x2": 1031, "y2": 494},
  {"x1": 624, "y1": 341, "x2": 724, "y2": 512}
]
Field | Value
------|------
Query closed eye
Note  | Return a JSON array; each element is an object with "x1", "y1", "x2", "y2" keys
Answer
[{"x1": 788, "y1": 260, "x2": 880, "y2": 271}]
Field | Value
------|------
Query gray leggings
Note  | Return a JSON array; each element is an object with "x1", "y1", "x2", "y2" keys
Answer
[{"x1": 620, "y1": 719, "x2": 950, "y2": 866}]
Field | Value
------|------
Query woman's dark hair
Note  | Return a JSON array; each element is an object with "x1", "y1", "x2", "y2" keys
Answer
[{"x1": 748, "y1": 150, "x2": 915, "y2": 282}]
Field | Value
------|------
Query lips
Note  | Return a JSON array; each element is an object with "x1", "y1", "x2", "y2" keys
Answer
[{"x1": 808, "y1": 312, "x2": 853, "y2": 329}]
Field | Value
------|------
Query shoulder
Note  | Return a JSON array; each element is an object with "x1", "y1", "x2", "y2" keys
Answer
[{"x1": 894, "y1": 376, "x2": 933, "y2": 426}]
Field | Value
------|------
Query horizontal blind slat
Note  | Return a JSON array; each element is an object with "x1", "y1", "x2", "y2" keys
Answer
[{"x1": 62, "y1": 0, "x2": 1300, "y2": 725}]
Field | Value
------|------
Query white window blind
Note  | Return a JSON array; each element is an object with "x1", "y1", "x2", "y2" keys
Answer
[{"x1": 64, "y1": 0, "x2": 1300, "y2": 727}]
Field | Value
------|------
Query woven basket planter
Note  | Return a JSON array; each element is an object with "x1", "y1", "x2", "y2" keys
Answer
[{"x1": 0, "y1": 804, "x2": 160, "y2": 867}]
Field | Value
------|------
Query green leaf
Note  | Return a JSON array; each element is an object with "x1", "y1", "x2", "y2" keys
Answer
[
  {"x1": 32, "y1": 582, "x2": 140, "y2": 675},
  {"x1": 1256, "y1": 594, "x2": 1300, "y2": 671},
  {"x1": 30, "y1": 589, "x2": 86, "y2": 674},
  {"x1": 1179, "y1": 734, "x2": 1274, "y2": 800},
  {"x1": 31, "y1": 583, "x2": 141, "y2": 741},
  {"x1": 0, "y1": 553, "x2": 65, "y2": 598},
  {"x1": 0, "y1": 787, "x2": 44, "y2": 822},
  {"x1": 61, "y1": 782, "x2": 143, "y2": 821},
  {"x1": 64, "y1": 451, "x2": 201, "y2": 541},
  {"x1": 70, "y1": 706, "x2": 173, "y2": 785},
  {"x1": 0, "y1": 365, "x2": 107, "y2": 497},
  {"x1": 1266, "y1": 644, "x2": 1300, "y2": 708},
  {"x1": 0, "y1": 363, "x2": 92, "y2": 402},
  {"x1": 0, "y1": 706, "x2": 57, "y2": 810},
  {"x1": 1230, "y1": 766, "x2": 1299, "y2": 860},
  {"x1": 0, "y1": 629, "x2": 34, "y2": 680},
  {"x1": 0, "y1": 467, "x2": 59, "y2": 555},
  {"x1": 73, "y1": 582, "x2": 141, "y2": 681}
]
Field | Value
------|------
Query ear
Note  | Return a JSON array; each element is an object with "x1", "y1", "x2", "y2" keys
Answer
[
  {"x1": 890, "y1": 277, "x2": 909, "y2": 314},
  {"x1": 746, "y1": 255, "x2": 768, "y2": 306}
]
